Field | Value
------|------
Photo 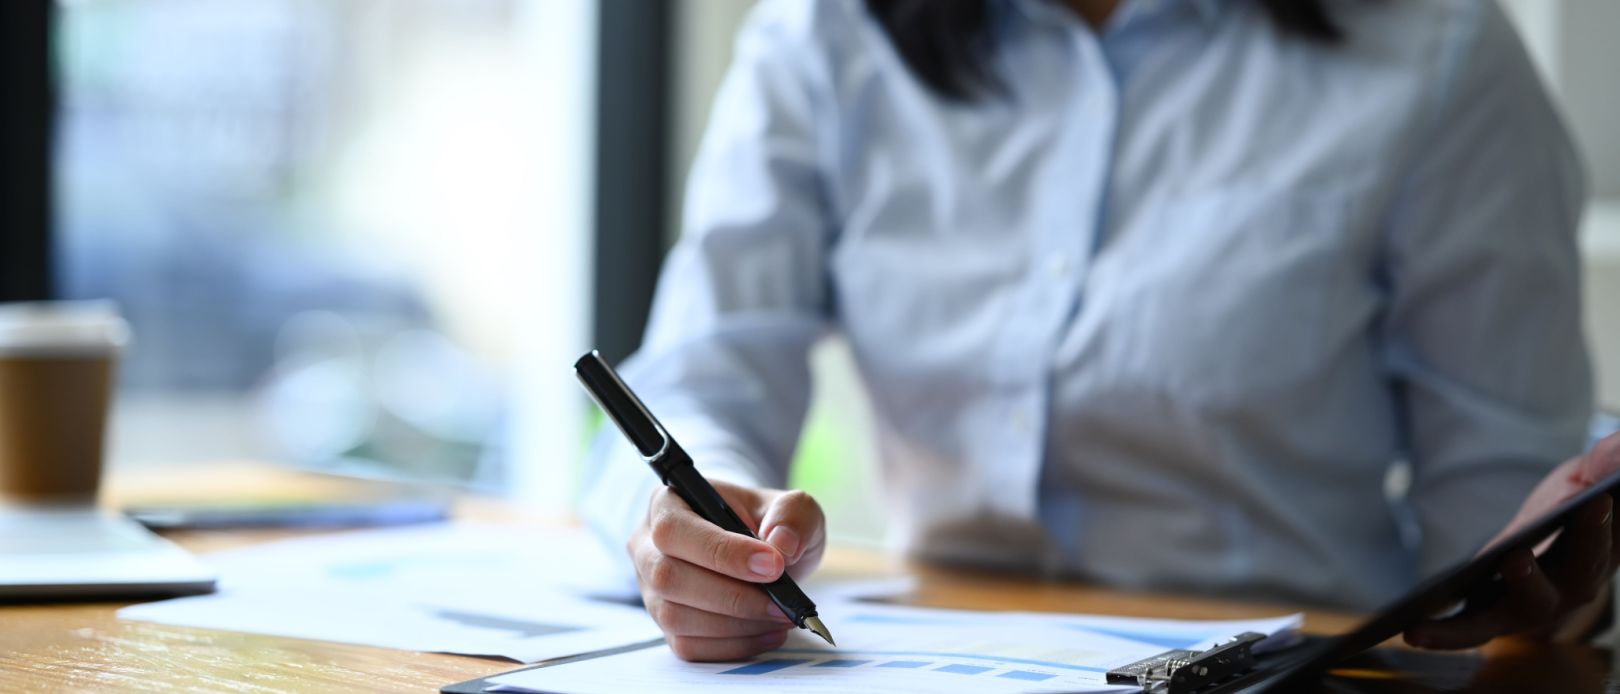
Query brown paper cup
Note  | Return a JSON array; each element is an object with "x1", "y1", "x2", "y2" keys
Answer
[{"x1": 0, "y1": 302, "x2": 129, "y2": 504}]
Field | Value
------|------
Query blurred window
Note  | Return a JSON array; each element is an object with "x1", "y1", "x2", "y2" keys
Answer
[{"x1": 54, "y1": 0, "x2": 595, "y2": 501}]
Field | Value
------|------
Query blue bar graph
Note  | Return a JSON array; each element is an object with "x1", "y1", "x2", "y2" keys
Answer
[
  {"x1": 935, "y1": 664, "x2": 994, "y2": 675},
  {"x1": 720, "y1": 652, "x2": 1090, "y2": 682},
  {"x1": 1077, "y1": 625, "x2": 1210, "y2": 651},
  {"x1": 719, "y1": 659, "x2": 812, "y2": 675},
  {"x1": 999, "y1": 671, "x2": 1057, "y2": 682},
  {"x1": 775, "y1": 648, "x2": 1107, "y2": 673}
]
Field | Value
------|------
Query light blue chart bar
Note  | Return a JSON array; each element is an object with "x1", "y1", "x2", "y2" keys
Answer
[
  {"x1": 999, "y1": 671, "x2": 1057, "y2": 682},
  {"x1": 719, "y1": 659, "x2": 812, "y2": 676},
  {"x1": 774, "y1": 648, "x2": 1109, "y2": 673},
  {"x1": 936, "y1": 664, "x2": 994, "y2": 675},
  {"x1": 720, "y1": 654, "x2": 1089, "y2": 681}
]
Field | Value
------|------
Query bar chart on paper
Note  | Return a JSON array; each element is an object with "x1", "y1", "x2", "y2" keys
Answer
[
  {"x1": 485, "y1": 640, "x2": 1137, "y2": 694},
  {"x1": 481, "y1": 605, "x2": 1301, "y2": 693},
  {"x1": 714, "y1": 649, "x2": 1110, "y2": 685}
]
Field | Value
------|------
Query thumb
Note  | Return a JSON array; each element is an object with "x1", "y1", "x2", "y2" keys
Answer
[
  {"x1": 1488, "y1": 432, "x2": 1620, "y2": 551},
  {"x1": 755, "y1": 489, "x2": 826, "y2": 569},
  {"x1": 1575, "y1": 433, "x2": 1620, "y2": 486}
]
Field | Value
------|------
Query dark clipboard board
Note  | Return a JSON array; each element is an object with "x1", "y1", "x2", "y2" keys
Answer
[
  {"x1": 442, "y1": 464, "x2": 1620, "y2": 693},
  {"x1": 1236, "y1": 460, "x2": 1620, "y2": 692}
]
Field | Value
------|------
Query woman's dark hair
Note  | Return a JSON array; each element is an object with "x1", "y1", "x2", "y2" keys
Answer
[{"x1": 864, "y1": 0, "x2": 1343, "y2": 101}]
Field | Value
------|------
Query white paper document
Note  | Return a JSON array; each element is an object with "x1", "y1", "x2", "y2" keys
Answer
[
  {"x1": 120, "y1": 585, "x2": 661, "y2": 662},
  {"x1": 116, "y1": 523, "x2": 917, "y2": 662},
  {"x1": 151, "y1": 522, "x2": 636, "y2": 597},
  {"x1": 119, "y1": 523, "x2": 661, "y2": 662},
  {"x1": 485, "y1": 603, "x2": 1302, "y2": 694}
]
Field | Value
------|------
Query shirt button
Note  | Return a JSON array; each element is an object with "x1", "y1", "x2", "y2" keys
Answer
[{"x1": 1048, "y1": 254, "x2": 1071, "y2": 276}]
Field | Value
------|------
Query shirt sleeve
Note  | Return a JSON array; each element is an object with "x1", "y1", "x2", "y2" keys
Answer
[
  {"x1": 578, "y1": 0, "x2": 838, "y2": 551},
  {"x1": 1382, "y1": 2, "x2": 1593, "y2": 579}
]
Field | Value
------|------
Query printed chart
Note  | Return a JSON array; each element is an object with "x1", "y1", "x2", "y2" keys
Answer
[
  {"x1": 719, "y1": 650, "x2": 1108, "y2": 684},
  {"x1": 484, "y1": 605, "x2": 1302, "y2": 693}
]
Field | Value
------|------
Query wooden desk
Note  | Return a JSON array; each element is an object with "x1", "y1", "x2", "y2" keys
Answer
[{"x1": 1, "y1": 465, "x2": 1614, "y2": 692}]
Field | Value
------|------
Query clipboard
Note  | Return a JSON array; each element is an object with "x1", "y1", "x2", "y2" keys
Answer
[{"x1": 444, "y1": 464, "x2": 1620, "y2": 693}]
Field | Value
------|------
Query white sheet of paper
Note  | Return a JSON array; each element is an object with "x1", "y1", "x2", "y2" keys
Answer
[
  {"x1": 118, "y1": 523, "x2": 661, "y2": 662},
  {"x1": 832, "y1": 602, "x2": 1304, "y2": 653},
  {"x1": 175, "y1": 523, "x2": 638, "y2": 598},
  {"x1": 484, "y1": 603, "x2": 1302, "y2": 694},
  {"x1": 120, "y1": 585, "x2": 662, "y2": 662},
  {"x1": 116, "y1": 523, "x2": 923, "y2": 662}
]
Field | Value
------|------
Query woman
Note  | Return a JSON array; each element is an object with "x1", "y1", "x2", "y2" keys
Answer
[{"x1": 582, "y1": 0, "x2": 1618, "y2": 662}]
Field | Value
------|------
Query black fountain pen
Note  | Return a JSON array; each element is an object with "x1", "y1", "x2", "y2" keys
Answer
[{"x1": 574, "y1": 350, "x2": 836, "y2": 646}]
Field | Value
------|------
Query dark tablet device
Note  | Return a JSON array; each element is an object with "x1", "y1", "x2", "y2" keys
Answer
[{"x1": 1244, "y1": 464, "x2": 1620, "y2": 692}]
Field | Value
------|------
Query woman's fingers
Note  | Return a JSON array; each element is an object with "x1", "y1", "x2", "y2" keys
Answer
[
  {"x1": 1405, "y1": 548, "x2": 1560, "y2": 649},
  {"x1": 1539, "y1": 496, "x2": 1614, "y2": 609},
  {"x1": 647, "y1": 487, "x2": 785, "y2": 583},
  {"x1": 633, "y1": 537, "x2": 791, "y2": 622},
  {"x1": 1407, "y1": 497, "x2": 1615, "y2": 650},
  {"x1": 629, "y1": 481, "x2": 826, "y2": 662},
  {"x1": 755, "y1": 489, "x2": 826, "y2": 568},
  {"x1": 647, "y1": 598, "x2": 794, "y2": 638},
  {"x1": 667, "y1": 630, "x2": 790, "y2": 662},
  {"x1": 1574, "y1": 434, "x2": 1620, "y2": 486}
]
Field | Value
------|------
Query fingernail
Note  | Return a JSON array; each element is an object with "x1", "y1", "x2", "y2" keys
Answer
[
  {"x1": 767, "y1": 526, "x2": 801, "y2": 561},
  {"x1": 757, "y1": 630, "x2": 788, "y2": 649},
  {"x1": 748, "y1": 552, "x2": 780, "y2": 578}
]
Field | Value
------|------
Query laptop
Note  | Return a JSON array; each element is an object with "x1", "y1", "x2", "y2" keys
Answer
[{"x1": 0, "y1": 505, "x2": 216, "y2": 599}]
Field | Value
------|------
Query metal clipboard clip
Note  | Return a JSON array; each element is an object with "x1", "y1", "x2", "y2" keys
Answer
[{"x1": 1106, "y1": 632, "x2": 1267, "y2": 693}]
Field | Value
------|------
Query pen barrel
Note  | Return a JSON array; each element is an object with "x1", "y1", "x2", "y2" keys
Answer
[
  {"x1": 662, "y1": 454, "x2": 819, "y2": 628},
  {"x1": 758, "y1": 573, "x2": 817, "y2": 629}
]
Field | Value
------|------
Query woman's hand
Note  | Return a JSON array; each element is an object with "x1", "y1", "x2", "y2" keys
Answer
[
  {"x1": 628, "y1": 480, "x2": 826, "y2": 661},
  {"x1": 1405, "y1": 433, "x2": 1620, "y2": 649}
]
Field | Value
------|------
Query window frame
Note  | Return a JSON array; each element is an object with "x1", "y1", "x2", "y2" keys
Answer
[
  {"x1": 1, "y1": 0, "x2": 54, "y2": 303},
  {"x1": 592, "y1": 0, "x2": 675, "y2": 364}
]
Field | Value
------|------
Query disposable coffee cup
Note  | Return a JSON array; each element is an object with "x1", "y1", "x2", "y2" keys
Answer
[{"x1": 0, "y1": 301, "x2": 129, "y2": 504}]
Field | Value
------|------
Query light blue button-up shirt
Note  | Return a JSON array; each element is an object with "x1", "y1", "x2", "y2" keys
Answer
[{"x1": 581, "y1": 0, "x2": 1591, "y2": 610}]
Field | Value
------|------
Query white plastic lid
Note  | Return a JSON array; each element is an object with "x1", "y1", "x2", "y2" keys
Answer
[{"x1": 0, "y1": 301, "x2": 131, "y2": 357}]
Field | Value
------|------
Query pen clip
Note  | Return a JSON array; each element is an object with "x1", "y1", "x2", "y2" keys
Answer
[
  {"x1": 638, "y1": 421, "x2": 671, "y2": 464},
  {"x1": 575, "y1": 350, "x2": 672, "y2": 463}
]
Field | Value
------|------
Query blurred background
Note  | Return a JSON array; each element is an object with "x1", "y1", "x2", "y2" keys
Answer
[
  {"x1": 1, "y1": 1, "x2": 1616, "y2": 546},
  {"x1": 47, "y1": 0, "x2": 600, "y2": 513}
]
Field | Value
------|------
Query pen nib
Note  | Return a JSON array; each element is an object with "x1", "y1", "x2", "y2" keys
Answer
[{"x1": 803, "y1": 615, "x2": 835, "y2": 647}]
